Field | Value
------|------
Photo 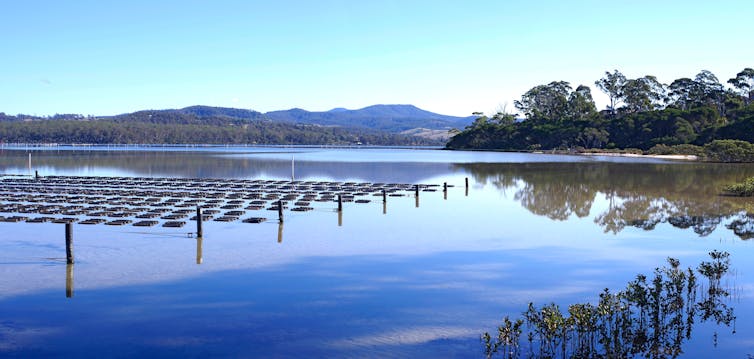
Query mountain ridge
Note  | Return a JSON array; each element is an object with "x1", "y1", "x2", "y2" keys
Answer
[
  {"x1": 263, "y1": 104, "x2": 474, "y2": 133},
  {"x1": 1, "y1": 104, "x2": 474, "y2": 141}
]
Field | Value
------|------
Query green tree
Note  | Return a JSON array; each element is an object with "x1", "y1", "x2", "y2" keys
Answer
[
  {"x1": 594, "y1": 69, "x2": 627, "y2": 116},
  {"x1": 567, "y1": 85, "x2": 598, "y2": 120},
  {"x1": 514, "y1": 81, "x2": 572, "y2": 122},
  {"x1": 728, "y1": 67, "x2": 754, "y2": 105},
  {"x1": 622, "y1": 76, "x2": 666, "y2": 113}
]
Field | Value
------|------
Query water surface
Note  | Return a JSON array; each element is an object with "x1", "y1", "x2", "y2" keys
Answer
[{"x1": 1, "y1": 147, "x2": 753, "y2": 357}]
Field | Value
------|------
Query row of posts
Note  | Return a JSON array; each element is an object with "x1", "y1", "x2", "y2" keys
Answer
[{"x1": 61, "y1": 177, "x2": 471, "y2": 283}]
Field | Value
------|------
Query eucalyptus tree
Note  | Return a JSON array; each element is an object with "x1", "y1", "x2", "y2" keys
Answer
[
  {"x1": 594, "y1": 69, "x2": 627, "y2": 116},
  {"x1": 728, "y1": 67, "x2": 754, "y2": 105},
  {"x1": 514, "y1": 81, "x2": 573, "y2": 122},
  {"x1": 669, "y1": 70, "x2": 727, "y2": 113},
  {"x1": 695, "y1": 70, "x2": 726, "y2": 113},
  {"x1": 668, "y1": 78, "x2": 702, "y2": 110},
  {"x1": 621, "y1": 75, "x2": 666, "y2": 113}
]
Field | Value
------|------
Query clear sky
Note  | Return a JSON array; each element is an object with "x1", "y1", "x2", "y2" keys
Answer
[{"x1": 2, "y1": 0, "x2": 753, "y2": 117}]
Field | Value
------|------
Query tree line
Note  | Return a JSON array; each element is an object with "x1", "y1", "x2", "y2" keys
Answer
[
  {"x1": 0, "y1": 111, "x2": 440, "y2": 146},
  {"x1": 447, "y1": 68, "x2": 754, "y2": 157}
]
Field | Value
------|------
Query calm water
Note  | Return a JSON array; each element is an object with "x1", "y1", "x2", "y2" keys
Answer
[{"x1": 1, "y1": 146, "x2": 753, "y2": 357}]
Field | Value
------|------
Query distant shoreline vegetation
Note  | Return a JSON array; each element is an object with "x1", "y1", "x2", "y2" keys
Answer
[
  {"x1": 447, "y1": 68, "x2": 754, "y2": 162},
  {"x1": 0, "y1": 110, "x2": 442, "y2": 147}
]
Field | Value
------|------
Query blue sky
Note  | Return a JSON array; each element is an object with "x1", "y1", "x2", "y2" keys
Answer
[{"x1": 2, "y1": 0, "x2": 752, "y2": 117}]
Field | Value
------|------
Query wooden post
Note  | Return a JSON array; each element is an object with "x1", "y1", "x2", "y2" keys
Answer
[
  {"x1": 65, "y1": 223, "x2": 74, "y2": 264},
  {"x1": 415, "y1": 184, "x2": 419, "y2": 198},
  {"x1": 196, "y1": 206, "x2": 203, "y2": 238},
  {"x1": 66, "y1": 263, "x2": 74, "y2": 298},
  {"x1": 278, "y1": 199, "x2": 284, "y2": 223},
  {"x1": 382, "y1": 189, "x2": 387, "y2": 203},
  {"x1": 465, "y1": 177, "x2": 469, "y2": 197},
  {"x1": 337, "y1": 194, "x2": 343, "y2": 212},
  {"x1": 35, "y1": 170, "x2": 39, "y2": 180}
]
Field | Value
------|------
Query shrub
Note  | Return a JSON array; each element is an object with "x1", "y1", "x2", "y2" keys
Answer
[
  {"x1": 704, "y1": 139, "x2": 754, "y2": 162},
  {"x1": 647, "y1": 143, "x2": 705, "y2": 156}
]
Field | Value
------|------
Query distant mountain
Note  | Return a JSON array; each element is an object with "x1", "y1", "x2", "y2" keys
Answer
[
  {"x1": 264, "y1": 104, "x2": 474, "y2": 133},
  {"x1": 0, "y1": 104, "x2": 469, "y2": 143},
  {"x1": 0, "y1": 108, "x2": 442, "y2": 146}
]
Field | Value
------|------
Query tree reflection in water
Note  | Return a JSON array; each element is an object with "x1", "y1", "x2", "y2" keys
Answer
[
  {"x1": 458, "y1": 162, "x2": 754, "y2": 239},
  {"x1": 482, "y1": 251, "x2": 735, "y2": 359}
]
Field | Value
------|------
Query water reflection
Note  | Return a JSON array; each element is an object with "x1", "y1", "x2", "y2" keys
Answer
[
  {"x1": 459, "y1": 162, "x2": 754, "y2": 239},
  {"x1": 0, "y1": 149, "x2": 456, "y2": 183},
  {"x1": 277, "y1": 222, "x2": 284, "y2": 243},
  {"x1": 65, "y1": 264, "x2": 74, "y2": 298},
  {"x1": 196, "y1": 237, "x2": 203, "y2": 264},
  {"x1": 483, "y1": 251, "x2": 736, "y2": 358}
]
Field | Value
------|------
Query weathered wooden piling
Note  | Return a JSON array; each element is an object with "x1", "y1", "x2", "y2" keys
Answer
[
  {"x1": 443, "y1": 182, "x2": 447, "y2": 192},
  {"x1": 382, "y1": 189, "x2": 387, "y2": 203},
  {"x1": 278, "y1": 199, "x2": 284, "y2": 223},
  {"x1": 66, "y1": 263, "x2": 74, "y2": 298},
  {"x1": 465, "y1": 177, "x2": 469, "y2": 189},
  {"x1": 196, "y1": 206, "x2": 203, "y2": 238},
  {"x1": 65, "y1": 223, "x2": 74, "y2": 264},
  {"x1": 337, "y1": 194, "x2": 343, "y2": 212},
  {"x1": 415, "y1": 184, "x2": 419, "y2": 197},
  {"x1": 35, "y1": 170, "x2": 39, "y2": 180}
]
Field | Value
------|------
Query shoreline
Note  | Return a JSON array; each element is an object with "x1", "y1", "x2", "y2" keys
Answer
[{"x1": 578, "y1": 152, "x2": 698, "y2": 161}]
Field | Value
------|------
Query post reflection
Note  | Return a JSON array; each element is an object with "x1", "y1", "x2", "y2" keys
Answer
[
  {"x1": 196, "y1": 237, "x2": 203, "y2": 264},
  {"x1": 338, "y1": 210, "x2": 343, "y2": 227},
  {"x1": 382, "y1": 201, "x2": 387, "y2": 215},
  {"x1": 65, "y1": 263, "x2": 74, "y2": 298},
  {"x1": 277, "y1": 222, "x2": 284, "y2": 243},
  {"x1": 415, "y1": 195, "x2": 419, "y2": 208}
]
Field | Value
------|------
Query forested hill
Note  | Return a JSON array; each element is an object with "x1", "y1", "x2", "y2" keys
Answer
[
  {"x1": 0, "y1": 109, "x2": 441, "y2": 146},
  {"x1": 265, "y1": 104, "x2": 474, "y2": 132},
  {"x1": 446, "y1": 68, "x2": 754, "y2": 153}
]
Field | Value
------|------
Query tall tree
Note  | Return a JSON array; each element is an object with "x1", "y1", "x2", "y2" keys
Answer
[
  {"x1": 728, "y1": 68, "x2": 754, "y2": 105},
  {"x1": 514, "y1": 81, "x2": 572, "y2": 122},
  {"x1": 622, "y1": 76, "x2": 666, "y2": 113},
  {"x1": 668, "y1": 77, "x2": 701, "y2": 110},
  {"x1": 594, "y1": 70, "x2": 627, "y2": 116},
  {"x1": 567, "y1": 85, "x2": 598, "y2": 120},
  {"x1": 695, "y1": 70, "x2": 726, "y2": 114}
]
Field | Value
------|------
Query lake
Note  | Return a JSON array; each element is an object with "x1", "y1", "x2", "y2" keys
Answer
[{"x1": 1, "y1": 146, "x2": 753, "y2": 358}]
